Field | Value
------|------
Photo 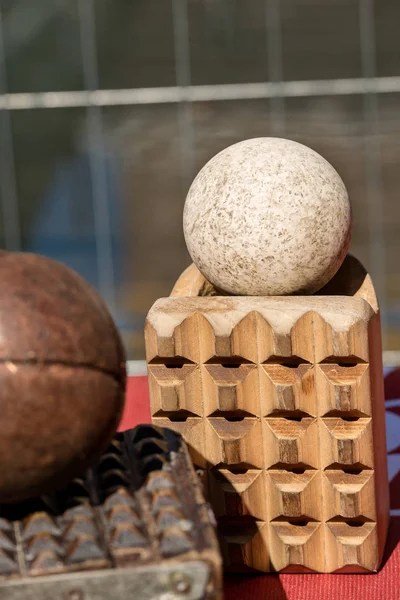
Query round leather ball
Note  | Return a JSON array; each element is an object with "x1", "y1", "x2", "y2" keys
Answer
[
  {"x1": 183, "y1": 137, "x2": 352, "y2": 296},
  {"x1": 0, "y1": 252, "x2": 126, "y2": 503}
]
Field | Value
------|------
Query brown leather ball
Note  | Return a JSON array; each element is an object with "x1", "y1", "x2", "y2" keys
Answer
[{"x1": 0, "y1": 252, "x2": 126, "y2": 503}]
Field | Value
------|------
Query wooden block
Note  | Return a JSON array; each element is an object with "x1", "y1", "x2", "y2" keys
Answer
[
  {"x1": 266, "y1": 470, "x2": 322, "y2": 521},
  {"x1": 145, "y1": 255, "x2": 390, "y2": 573},
  {"x1": 208, "y1": 469, "x2": 268, "y2": 521},
  {"x1": 202, "y1": 363, "x2": 259, "y2": 417},
  {"x1": 218, "y1": 520, "x2": 270, "y2": 573},
  {"x1": 324, "y1": 522, "x2": 378, "y2": 572},
  {"x1": 269, "y1": 521, "x2": 323, "y2": 572},
  {"x1": 322, "y1": 469, "x2": 376, "y2": 521}
]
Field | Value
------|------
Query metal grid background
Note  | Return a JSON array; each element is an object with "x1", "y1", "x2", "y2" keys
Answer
[{"x1": 0, "y1": 0, "x2": 399, "y2": 361}]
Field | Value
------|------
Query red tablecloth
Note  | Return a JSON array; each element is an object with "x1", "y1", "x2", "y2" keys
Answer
[{"x1": 119, "y1": 370, "x2": 400, "y2": 600}]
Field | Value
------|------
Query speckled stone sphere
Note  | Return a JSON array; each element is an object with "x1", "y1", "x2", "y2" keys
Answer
[
  {"x1": 0, "y1": 252, "x2": 126, "y2": 503},
  {"x1": 183, "y1": 138, "x2": 352, "y2": 296}
]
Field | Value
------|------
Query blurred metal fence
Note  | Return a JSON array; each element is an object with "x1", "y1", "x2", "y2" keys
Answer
[{"x1": 0, "y1": 0, "x2": 398, "y2": 359}]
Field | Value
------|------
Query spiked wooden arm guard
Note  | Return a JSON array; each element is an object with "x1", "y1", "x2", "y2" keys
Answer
[{"x1": 0, "y1": 426, "x2": 222, "y2": 599}]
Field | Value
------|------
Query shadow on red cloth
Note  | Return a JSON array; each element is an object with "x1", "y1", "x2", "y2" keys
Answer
[
  {"x1": 224, "y1": 575, "x2": 287, "y2": 600},
  {"x1": 384, "y1": 367, "x2": 400, "y2": 400},
  {"x1": 380, "y1": 516, "x2": 400, "y2": 570},
  {"x1": 225, "y1": 574, "x2": 287, "y2": 600}
]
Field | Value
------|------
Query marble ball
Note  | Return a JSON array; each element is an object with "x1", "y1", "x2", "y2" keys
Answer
[{"x1": 183, "y1": 137, "x2": 352, "y2": 296}]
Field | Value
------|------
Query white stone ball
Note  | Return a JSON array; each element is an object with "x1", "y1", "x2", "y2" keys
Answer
[{"x1": 183, "y1": 137, "x2": 352, "y2": 296}]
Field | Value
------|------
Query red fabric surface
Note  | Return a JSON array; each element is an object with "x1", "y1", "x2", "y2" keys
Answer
[
  {"x1": 118, "y1": 376, "x2": 151, "y2": 430},
  {"x1": 119, "y1": 371, "x2": 400, "y2": 600}
]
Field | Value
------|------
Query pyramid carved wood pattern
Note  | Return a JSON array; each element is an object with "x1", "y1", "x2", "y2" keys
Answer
[{"x1": 145, "y1": 258, "x2": 390, "y2": 573}]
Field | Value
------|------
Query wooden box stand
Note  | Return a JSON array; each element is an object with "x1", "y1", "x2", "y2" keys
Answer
[{"x1": 144, "y1": 255, "x2": 390, "y2": 573}]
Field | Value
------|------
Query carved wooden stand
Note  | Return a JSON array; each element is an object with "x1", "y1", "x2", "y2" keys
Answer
[{"x1": 145, "y1": 256, "x2": 390, "y2": 573}]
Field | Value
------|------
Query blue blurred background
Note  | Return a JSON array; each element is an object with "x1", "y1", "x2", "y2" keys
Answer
[{"x1": 0, "y1": 0, "x2": 399, "y2": 359}]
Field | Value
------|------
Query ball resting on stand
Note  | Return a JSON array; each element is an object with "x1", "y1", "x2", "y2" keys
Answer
[{"x1": 183, "y1": 137, "x2": 352, "y2": 296}]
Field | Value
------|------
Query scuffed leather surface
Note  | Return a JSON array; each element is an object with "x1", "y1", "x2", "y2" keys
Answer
[
  {"x1": 0, "y1": 253, "x2": 125, "y2": 375},
  {"x1": 0, "y1": 252, "x2": 126, "y2": 503}
]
